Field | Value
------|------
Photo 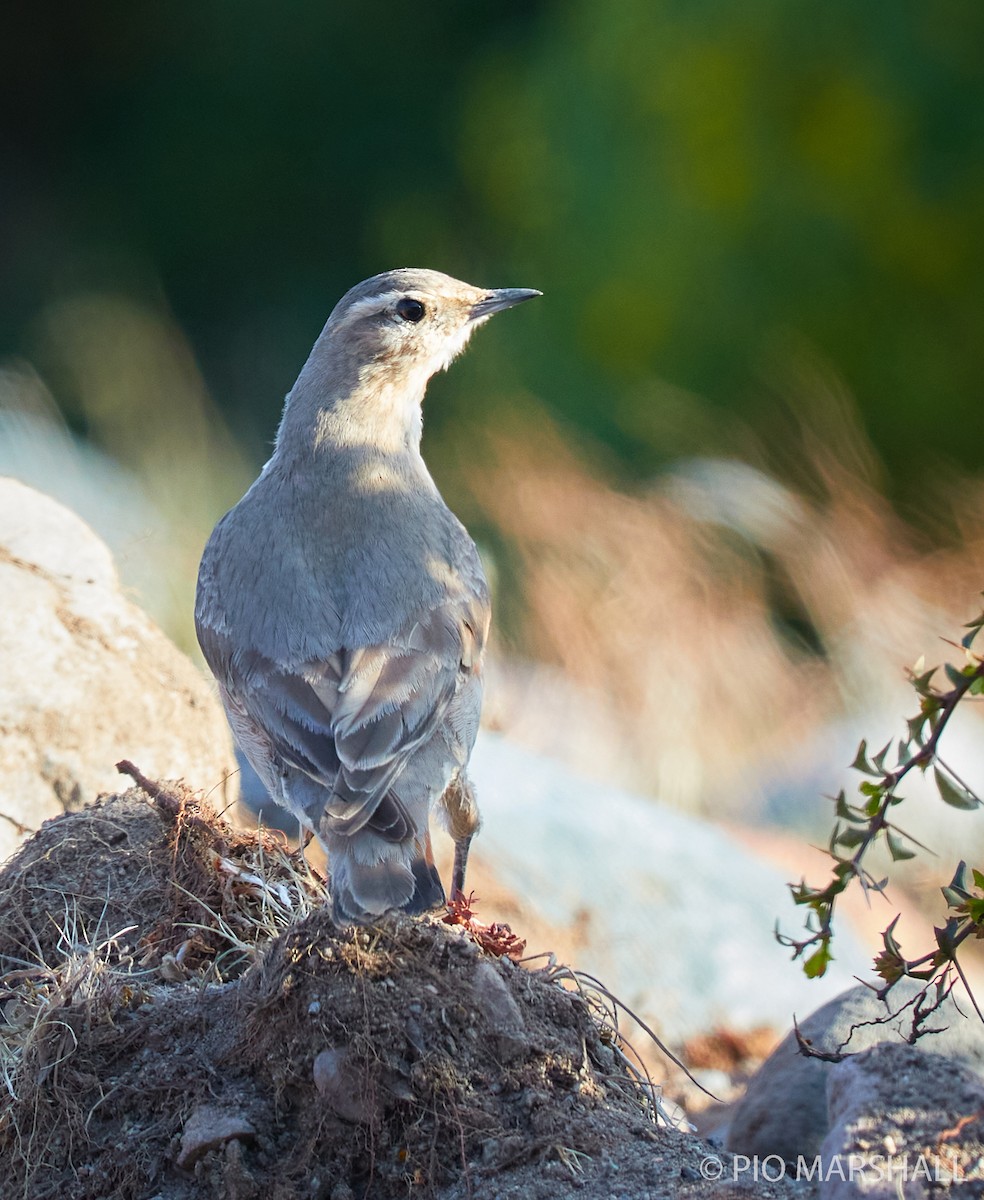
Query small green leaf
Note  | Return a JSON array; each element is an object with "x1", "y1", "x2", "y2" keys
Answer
[
  {"x1": 945, "y1": 663, "x2": 966, "y2": 688},
  {"x1": 850, "y1": 740, "x2": 879, "y2": 776},
  {"x1": 791, "y1": 882, "x2": 820, "y2": 906},
  {"x1": 886, "y1": 831, "x2": 916, "y2": 861},
  {"x1": 971, "y1": 677, "x2": 984, "y2": 696},
  {"x1": 911, "y1": 667, "x2": 938, "y2": 696},
  {"x1": 861, "y1": 873, "x2": 889, "y2": 898},
  {"x1": 871, "y1": 740, "x2": 893, "y2": 773},
  {"x1": 935, "y1": 917, "x2": 963, "y2": 958},
  {"x1": 881, "y1": 914, "x2": 903, "y2": 956},
  {"x1": 906, "y1": 714, "x2": 928, "y2": 743},
  {"x1": 943, "y1": 862, "x2": 970, "y2": 901},
  {"x1": 804, "y1": 945, "x2": 832, "y2": 978},
  {"x1": 972, "y1": 868, "x2": 984, "y2": 892},
  {"x1": 961, "y1": 613, "x2": 984, "y2": 649},
  {"x1": 934, "y1": 767, "x2": 981, "y2": 811},
  {"x1": 833, "y1": 790, "x2": 865, "y2": 824},
  {"x1": 835, "y1": 827, "x2": 866, "y2": 849}
]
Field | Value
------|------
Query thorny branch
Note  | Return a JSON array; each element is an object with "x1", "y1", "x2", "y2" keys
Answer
[
  {"x1": 792, "y1": 975, "x2": 955, "y2": 1062},
  {"x1": 778, "y1": 605, "x2": 984, "y2": 1037}
]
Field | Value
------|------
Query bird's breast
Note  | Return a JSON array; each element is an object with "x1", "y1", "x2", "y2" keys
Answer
[{"x1": 201, "y1": 469, "x2": 487, "y2": 667}]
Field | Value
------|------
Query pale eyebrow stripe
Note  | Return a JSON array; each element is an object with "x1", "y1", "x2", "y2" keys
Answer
[{"x1": 335, "y1": 291, "x2": 408, "y2": 327}]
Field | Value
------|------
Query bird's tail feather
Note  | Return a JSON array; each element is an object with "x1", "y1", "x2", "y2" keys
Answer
[
  {"x1": 327, "y1": 836, "x2": 445, "y2": 925},
  {"x1": 405, "y1": 854, "x2": 446, "y2": 914}
]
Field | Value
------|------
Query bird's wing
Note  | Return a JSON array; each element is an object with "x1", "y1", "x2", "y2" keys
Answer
[{"x1": 201, "y1": 599, "x2": 486, "y2": 843}]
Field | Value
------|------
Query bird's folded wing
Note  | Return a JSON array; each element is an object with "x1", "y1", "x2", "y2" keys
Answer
[{"x1": 207, "y1": 607, "x2": 474, "y2": 842}]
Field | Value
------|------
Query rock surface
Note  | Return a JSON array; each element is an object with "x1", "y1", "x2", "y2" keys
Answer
[
  {"x1": 0, "y1": 478, "x2": 236, "y2": 859},
  {"x1": 726, "y1": 979, "x2": 984, "y2": 1173},
  {"x1": 821, "y1": 1041, "x2": 984, "y2": 1198}
]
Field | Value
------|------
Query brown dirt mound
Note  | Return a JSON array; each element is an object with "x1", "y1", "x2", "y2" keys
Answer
[{"x1": 0, "y1": 782, "x2": 809, "y2": 1200}]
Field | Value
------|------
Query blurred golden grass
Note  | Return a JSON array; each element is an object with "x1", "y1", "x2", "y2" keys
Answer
[
  {"x1": 437, "y1": 396, "x2": 984, "y2": 817},
  {"x1": 457, "y1": 415, "x2": 832, "y2": 806}
]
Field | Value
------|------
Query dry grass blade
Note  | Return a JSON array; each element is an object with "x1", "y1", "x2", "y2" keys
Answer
[
  {"x1": 521, "y1": 951, "x2": 703, "y2": 1127},
  {"x1": 0, "y1": 900, "x2": 156, "y2": 1198},
  {"x1": 163, "y1": 832, "x2": 327, "y2": 981}
]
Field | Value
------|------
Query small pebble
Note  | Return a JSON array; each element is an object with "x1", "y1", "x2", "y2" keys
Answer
[
  {"x1": 405, "y1": 1017, "x2": 425, "y2": 1056},
  {"x1": 313, "y1": 1048, "x2": 376, "y2": 1125},
  {"x1": 176, "y1": 1105, "x2": 256, "y2": 1169}
]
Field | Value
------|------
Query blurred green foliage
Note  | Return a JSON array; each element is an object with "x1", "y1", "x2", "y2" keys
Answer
[{"x1": 2, "y1": 1, "x2": 983, "y2": 495}]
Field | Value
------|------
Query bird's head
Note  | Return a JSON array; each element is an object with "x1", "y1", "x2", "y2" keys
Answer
[
  {"x1": 323, "y1": 268, "x2": 541, "y2": 383},
  {"x1": 278, "y1": 269, "x2": 540, "y2": 459}
]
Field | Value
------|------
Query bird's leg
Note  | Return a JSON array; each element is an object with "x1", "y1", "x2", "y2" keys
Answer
[
  {"x1": 297, "y1": 820, "x2": 315, "y2": 866},
  {"x1": 451, "y1": 833, "x2": 473, "y2": 900},
  {"x1": 440, "y1": 774, "x2": 481, "y2": 900}
]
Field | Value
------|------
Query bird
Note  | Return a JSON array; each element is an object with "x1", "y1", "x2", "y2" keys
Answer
[{"x1": 195, "y1": 268, "x2": 540, "y2": 923}]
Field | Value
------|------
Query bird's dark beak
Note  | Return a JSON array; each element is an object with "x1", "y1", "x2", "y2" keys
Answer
[{"x1": 469, "y1": 288, "x2": 542, "y2": 321}]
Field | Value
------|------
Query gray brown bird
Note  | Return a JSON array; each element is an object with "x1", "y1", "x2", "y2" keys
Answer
[{"x1": 195, "y1": 268, "x2": 540, "y2": 923}]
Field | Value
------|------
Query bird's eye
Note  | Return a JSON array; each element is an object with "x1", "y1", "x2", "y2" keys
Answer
[{"x1": 395, "y1": 297, "x2": 426, "y2": 323}]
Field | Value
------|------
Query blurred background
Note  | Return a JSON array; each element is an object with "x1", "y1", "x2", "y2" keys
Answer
[{"x1": 2, "y1": 3, "x2": 984, "y2": 900}]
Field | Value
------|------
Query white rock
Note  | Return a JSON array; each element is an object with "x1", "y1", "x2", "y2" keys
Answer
[
  {"x1": 468, "y1": 731, "x2": 866, "y2": 1043},
  {"x1": 0, "y1": 478, "x2": 237, "y2": 860}
]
